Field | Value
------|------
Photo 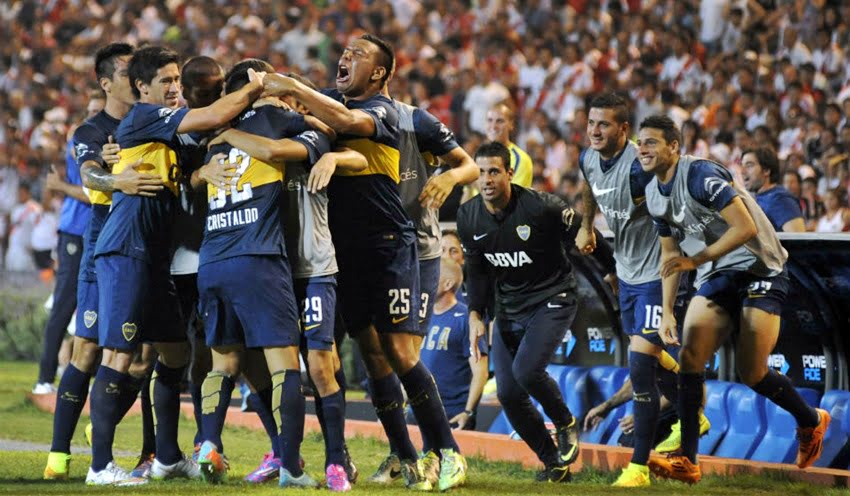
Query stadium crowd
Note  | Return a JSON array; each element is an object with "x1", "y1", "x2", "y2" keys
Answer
[{"x1": 3, "y1": 0, "x2": 850, "y2": 272}]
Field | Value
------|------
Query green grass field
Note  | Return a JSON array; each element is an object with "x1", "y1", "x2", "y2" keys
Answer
[{"x1": 0, "y1": 361, "x2": 841, "y2": 495}]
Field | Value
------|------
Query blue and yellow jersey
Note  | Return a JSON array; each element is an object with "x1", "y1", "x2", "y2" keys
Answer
[
  {"x1": 72, "y1": 110, "x2": 121, "y2": 281},
  {"x1": 95, "y1": 103, "x2": 189, "y2": 262},
  {"x1": 322, "y1": 90, "x2": 415, "y2": 245},
  {"x1": 200, "y1": 106, "x2": 329, "y2": 265},
  {"x1": 412, "y1": 107, "x2": 459, "y2": 158},
  {"x1": 508, "y1": 141, "x2": 533, "y2": 188}
]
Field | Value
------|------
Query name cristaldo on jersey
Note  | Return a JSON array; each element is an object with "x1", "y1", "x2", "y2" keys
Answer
[
  {"x1": 207, "y1": 207, "x2": 259, "y2": 231},
  {"x1": 485, "y1": 251, "x2": 532, "y2": 267}
]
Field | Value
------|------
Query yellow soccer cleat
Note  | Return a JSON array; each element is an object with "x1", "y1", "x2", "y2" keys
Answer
[
  {"x1": 85, "y1": 423, "x2": 93, "y2": 447},
  {"x1": 612, "y1": 462, "x2": 650, "y2": 487},
  {"x1": 437, "y1": 449, "x2": 467, "y2": 491},
  {"x1": 44, "y1": 451, "x2": 71, "y2": 480},
  {"x1": 655, "y1": 414, "x2": 711, "y2": 453}
]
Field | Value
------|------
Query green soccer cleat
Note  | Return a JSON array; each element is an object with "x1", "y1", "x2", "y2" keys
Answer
[
  {"x1": 44, "y1": 452, "x2": 70, "y2": 480},
  {"x1": 85, "y1": 423, "x2": 93, "y2": 447},
  {"x1": 437, "y1": 449, "x2": 467, "y2": 491},
  {"x1": 655, "y1": 414, "x2": 711, "y2": 453}
]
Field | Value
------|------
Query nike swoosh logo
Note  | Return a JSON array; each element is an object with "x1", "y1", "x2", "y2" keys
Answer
[
  {"x1": 672, "y1": 205, "x2": 686, "y2": 223},
  {"x1": 453, "y1": 312, "x2": 465, "y2": 317},
  {"x1": 473, "y1": 233, "x2": 488, "y2": 241},
  {"x1": 304, "y1": 323, "x2": 321, "y2": 331},
  {"x1": 391, "y1": 316, "x2": 409, "y2": 324},
  {"x1": 591, "y1": 182, "x2": 617, "y2": 196},
  {"x1": 389, "y1": 468, "x2": 401, "y2": 479},
  {"x1": 547, "y1": 302, "x2": 563, "y2": 309},
  {"x1": 641, "y1": 328, "x2": 657, "y2": 335}
]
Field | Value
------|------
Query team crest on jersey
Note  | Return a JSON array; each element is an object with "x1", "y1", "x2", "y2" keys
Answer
[
  {"x1": 84, "y1": 311, "x2": 97, "y2": 329},
  {"x1": 74, "y1": 142, "x2": 89, "y2": 159},
  {"x1": 562, "y1": 208, "x2": 576, "y2": 228},
  {"x1": 122, "y1": 322, "x2": 138, "y2": 342},
  {"x1": 516, "y1": 225, "x2": 531, "y2": 241},
  {"x1": 66, "y1": 242, "x2": 78, "y2": 255}
]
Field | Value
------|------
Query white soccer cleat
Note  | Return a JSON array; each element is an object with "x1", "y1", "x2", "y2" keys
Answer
[
  {"x1": 150, "y1": 455, "x2": 202, "y2": 480},
  {"x1": 32, "y1": 382, "x2": 57, "y2": 395},
  {"x1": 86, "y1": 461, "x2": 148, "y2": 486}
]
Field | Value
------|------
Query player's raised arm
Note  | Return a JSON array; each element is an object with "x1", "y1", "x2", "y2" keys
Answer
[
  {"x1": 206, "y1": 128, "x2": 310, "y2": 164},
  {"x1": 177, "y1": 68, "x2": 264, "y2": 134},
  {"x1": 264, "y1": 74, "x2": 377, "y2": 137}
]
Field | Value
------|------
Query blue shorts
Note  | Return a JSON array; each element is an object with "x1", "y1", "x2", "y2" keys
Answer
[
  {"x1": 417, "y1": 257, "x2": 441, "y2": 331},
  {"x1": 619, "y1": 279, "x2": 665, "y2": 347},
  {"x1": 295, "y1": 276, "x2": 336, "y2": 351},
  {"x1": 695, "y1": 270, "x2": 789, "y2": 319},
  {"x1": 198, "y1": 255, "x2": 300, "y2": 349},
  {"x1": 337, "y1": 237, "x2": 421, "y2": 336},
  {"x1": 75, "y1": 278, "x2": 100, "y2": 341},
  {"x1": 95, "y1": 254, "x2": 184, "y2": 351}
]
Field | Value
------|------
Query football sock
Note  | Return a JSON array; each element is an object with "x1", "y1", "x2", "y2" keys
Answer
[
  {"x1": 200, "y1": 371, "x2": 235, "y2": 452},
  {"x1": 400, "y1": 361, "x2": 459, "y2": 453},
  {"x1": 50, "y1": 364, "x2": 91, "y2": 453},
  {"x1": 151, "y1": 362, "x2": 185, "y2": 464},
  {"x1": 751, "y1": 369, "x2": 819, "y2": 427},
  {"x1": 273, "y1": 370, "x2": 305, "y2": 476},
  {"x1": 90, "y1": 366, "x2": 128, "y2": 471},
  {"x1": 369, "y1": 373, "x2": 418, "y2": 461},
  {"x1": 630, "y1": 351, "x2": 659, "y2": 465}
]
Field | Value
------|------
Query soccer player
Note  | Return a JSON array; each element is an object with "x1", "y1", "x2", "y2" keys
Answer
[
  {"x1": 457, "y1": 142, "x2": 612, "y2": 483},
  {"x1": 201, "y1": 64, "x2": 366, "y2": 490},
  {"x1": 485, "y1": 102, "x2": 533, "y2": 188},
  {"x1": 44, "y1": 42, "x2": 166, "y2": 481},
  {"x1": 639, "y1": 115, "x2": 830, "y2": 484},
  {"x1": 263, "y1": 34, "x2": 467, "y2": 491},
  {"x1": 415, "y1": 258, "x2": 488, "y2": 431},
  {"x1": 170, "y1": 55, "x2": 224, "y2": 459},
  {"x1": 741, "y1": 145, "x2": 806, "y2": 232},
  {"x1": 364, "y1": 79, "x2": 478, "y2": 488},
  {"x1": 86, "y1": 46, "x2": 264, "y2": 485},
  {"x1": 574, "y1": 93, "x2": 689, "y2": 487}
]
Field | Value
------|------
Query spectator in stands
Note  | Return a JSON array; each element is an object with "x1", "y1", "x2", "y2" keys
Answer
[
  {"x1": 741, "y1": 146, "x2": 806, "y2": 232},
  {"x1": 801, "y1": 176, "x2": 825, "y2": 230},
  {"x1": 5, "y1": 182, "x2": 41, "y2": 271},
  {"x1": 485, "y1": 102, "x2": 533, "y2": 188},
  {"x1": 816, "y1": 188, "x2": 850, "y2": 232}
]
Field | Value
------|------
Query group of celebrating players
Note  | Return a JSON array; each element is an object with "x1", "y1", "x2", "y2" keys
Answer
[{"x1": 40, "y1": 30, "x2": 832, "y2": 491}]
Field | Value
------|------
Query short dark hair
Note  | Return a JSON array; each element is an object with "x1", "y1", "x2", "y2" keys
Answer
[
  {"x1": 442, "y1": 229, "x2": 461, "y2": 243},
  {"x1": 224, "y1": 58, "x2": 274, "y2": 94},
  {"x1": 588, "y1": 93, "x2": 630, "y2": 124},
  {"x1": 128, "y1": 46, "x2": 180, "y2": 99},
  {"x1": 742, "y1": 146, "x2": 780, "y2": 183},
  {"x1": 94, "y1": 43, "x2": 134, "y2": 82},
  {"x1": 182, "y1": 56, "x2": 222, "y2": 92},
  {"x1": 639, "y1": 114, "x2": 681, "y2": 146},
  {"x1": 360, "y1": 34, "x2": 395, "y2": 85},
  {"x1": 474, "y1": 141, "x2": 511, "y2": 171}
]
